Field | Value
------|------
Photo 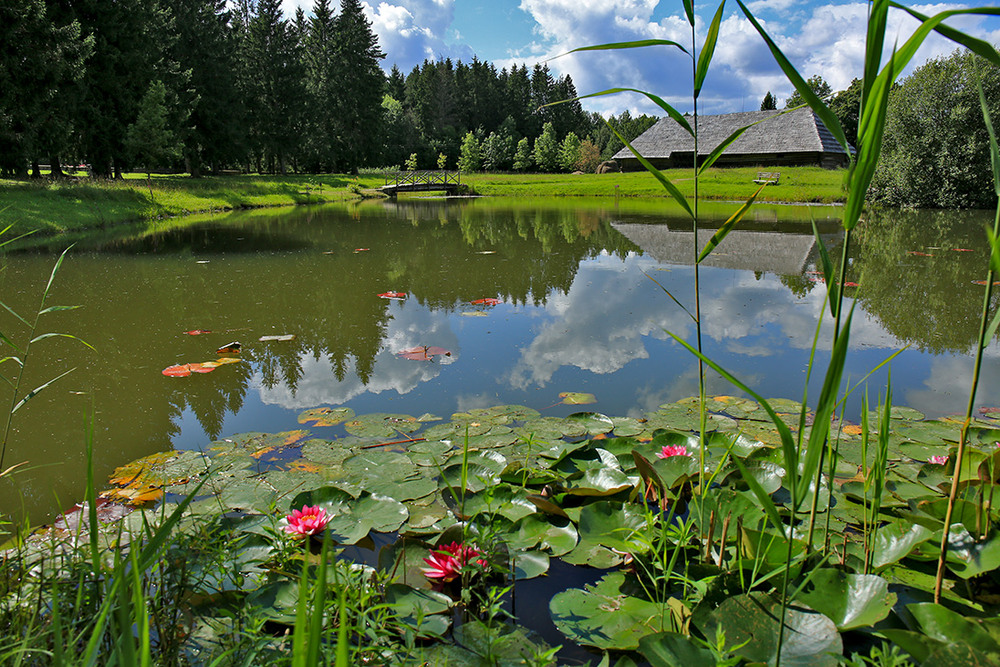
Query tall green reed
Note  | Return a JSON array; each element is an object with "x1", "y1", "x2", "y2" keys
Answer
[{"x1": 564, "y1": 0, "x2": 1000, "y2": 661}]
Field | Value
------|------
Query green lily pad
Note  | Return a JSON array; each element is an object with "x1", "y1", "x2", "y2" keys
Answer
[
  {"x1": 559, "y1": 392, "x2": 597, "y2": 405},
  {"x1": 512, "y1": 550, "x2": 550, "y2": 580},
  {"x1": 700, "y1": 592, "x2": 842, "y2": 667},
  {"x1": 298, "y1": 406, "x2": 355, "y2": 427},
  {"x1": 507, "y1": 514, "x2": 577, "y2": 556},
  {"x1": 550, "y1": 571, "x2": 669, "y2": 650},
  {"x1": 639, "y1": 632, "x2": 718, "y2": 667},
  {"x1": 795, "y1": 569, "x2": 895, "y2": 630},
  {"x1": 344, "y1": 413, "x2": 422, "y2": 438}
]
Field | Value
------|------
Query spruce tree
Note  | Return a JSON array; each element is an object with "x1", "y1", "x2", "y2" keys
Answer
[
  {"x1": 760, "y1": 91, "x2": 776, "y2": 110},
  {"x1": 332, "y1": 0, "x2": 385, "y2": 172}
]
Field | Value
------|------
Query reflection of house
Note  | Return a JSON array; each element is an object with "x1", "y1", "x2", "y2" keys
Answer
[
  {"x1": 612, "y1": 223, "x2": 817, "y2": 275},
  {"x1": 613, "y1": 108, "x2": 852, "y2": 170}
]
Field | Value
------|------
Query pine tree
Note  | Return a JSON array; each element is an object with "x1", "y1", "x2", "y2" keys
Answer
[
  {"x1": 332, "y1": 0, "x2": 385, "y2": 172},
  {"x1": 126, "y1": 80, "x2": 180, "y2": 202},
  {"x1": 302, "y1": 0, "x2": 339, "y2": 171},
  {"x1": 760, "y1": 91, "x2": 776, "y2": 111}
]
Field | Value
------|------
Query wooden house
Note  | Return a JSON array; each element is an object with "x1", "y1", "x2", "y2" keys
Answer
[{"x1": 613, "y1": 108, "x2": 852, "y2": 170}]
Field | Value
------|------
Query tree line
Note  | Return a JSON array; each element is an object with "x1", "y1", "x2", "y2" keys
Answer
[{"x1": 1, "y1": 0, "x2": 657, "y2": 180}]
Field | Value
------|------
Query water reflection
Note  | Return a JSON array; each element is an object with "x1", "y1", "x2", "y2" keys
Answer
[{"x1": 1, "y1": 199, "x2": 997, "y2": 525}]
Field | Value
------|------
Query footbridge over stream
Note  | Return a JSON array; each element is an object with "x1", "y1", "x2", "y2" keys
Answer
[{"x1": 381, "y1": 170, "x2": 464, "y2": 197}]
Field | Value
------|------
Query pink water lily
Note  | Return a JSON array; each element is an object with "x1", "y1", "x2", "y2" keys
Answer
[
  {"x1": 282, "y1": 505, "x2": 330, "y2": 537},
  {"x1": 422, "y1": 541, "x2": 487, "y2": 582},
  {"x1": 928, "y1": 455, "x2": 948, "y2": 465},
  {"x1": 657, "y1": 445, "x2": 690, "y2": 459}
]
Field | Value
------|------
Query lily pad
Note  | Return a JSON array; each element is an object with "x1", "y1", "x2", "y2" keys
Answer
[
  {"x1": 298, "y1": 406, "x2": 354, "y2": 427},
  {"x1": 795, "y1": 569, "x2": 895, "y2": 630},
  {"x1": 559, "y1": 392, "x2": 597, "y2": 405}
]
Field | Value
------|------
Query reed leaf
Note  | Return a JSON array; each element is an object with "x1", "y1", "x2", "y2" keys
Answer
[
  {"x1": 642, "y1": 271, "x2": 695, "y2": 323},
  {"x1": 735, "y1": 1, "x2": 850, "y2": 154},
  {"x1": 682, "y1": 0, "x2": 694, "y2": 26},
  {"x1": 861, "y1": 0, "x2": 889, "y2": 114},
  {"x1": 11, "y1": 368, "x2": 75, "y2": 413},
  {"x1": 697, "y1": 182, "x2": 767, "y2": 263},
  {"x1": 844, "y1": 49, "x2": 894, "y2": 232},
  {"x1": 981, "y1": 80, "x2": 1000, "y2": 197},
  {"x1": 811, "y1": 220, "x2": 838, "y2": 318},
  {"x1": 561, "y1": 39, "x2": 689, "y2": 57},
  {"x1": 698, "y1": 109, "x2": 797, "y2": 174},
  {"x1": 568, "y1": 88, "x2": 693, "y2": 136},
  {"x1": 797, "y1": 307, "x2": 854, "y2": 506},
  {"x1": 888, "y1": 4, "x2": 1000, "y2": 64},
  {"x1": 609, "y1": 123, "x2": 693, "y2": 218},
  {"x1": 694, "y1": 1, "x2": 726, "y2": 99}
]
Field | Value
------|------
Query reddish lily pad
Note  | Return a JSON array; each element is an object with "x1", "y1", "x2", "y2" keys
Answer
[
  {"x1": 398, "y1": 345, "x2": 452, "y2": 361},
  {"x1": 163, "y1": 363, "x2": 217, "y2": 377},
  {"x1": 470, "y1": 298, "x2": 501, "y2": 306},
  {"x1": 354, "y1": 248, "x2": 369, "y2": 253},
  {"x1": 184, "y1": 329, "x2": 212, "y2": 335},
  {"x1": 378, "y1": 291, "x2": 406, "y2": 299},
  {"x1": 216, "y1": 341, "x2": 241, "y2": 354}
]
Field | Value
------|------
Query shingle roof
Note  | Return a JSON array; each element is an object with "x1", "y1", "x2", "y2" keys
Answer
[{"x1": 613, "y1": 108, "x2": 850, "y2": 161}]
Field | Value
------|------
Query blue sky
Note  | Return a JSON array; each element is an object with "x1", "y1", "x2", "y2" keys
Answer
[{"x1": 281, "y1": 1, "x2": 1000, "y2": 115}]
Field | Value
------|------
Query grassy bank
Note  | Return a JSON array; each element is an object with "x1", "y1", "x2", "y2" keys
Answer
[{"x1": 0, "y1": 166, "x2": 845, "y2": 240}]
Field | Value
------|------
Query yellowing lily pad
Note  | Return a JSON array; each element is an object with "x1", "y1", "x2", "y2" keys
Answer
[{"x1": 559, "y1": 392, "x2": 596, "y2": 405}]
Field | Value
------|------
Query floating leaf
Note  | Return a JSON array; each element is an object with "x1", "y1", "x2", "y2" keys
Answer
[
  {"x1": 354, "y1": 248, "x2": 369, "y2": 253},
  {"x1": 211, "y1": 357, "x2": 242, "y2": 366},
  {"x1": 378, "y1": 291, "x2": 406, "y2": 299},
  {"x1": 398, "y1": 345, "x2": 452, "y2": 361},
  {"x1": 550, "y1": 571, "x2": 668, "y2": 650},
  {"x1": 163, "y1": 364, "x2": 195, "y2": 377},
  {"x1": 258, "y1": 334, "x2": 295, "y2": 342},
  {"x1": 795, "y1": 569, "x2": 895, "y2": 631},
  {"x1": 216, "y1": 341, "x2": 241, "y2": 354},
  {"x1": 470, "y1": 298, "x2": 500, "y2": 306},
  {"x1": 559, "y1": 392, "x2": 596, "y2": 405},
  {"x1": 298, "y1": 406, "x2": 355, "y2": 427},
  {"x1": 184, "y1": 329, "x2": 212, "y2": 335}
]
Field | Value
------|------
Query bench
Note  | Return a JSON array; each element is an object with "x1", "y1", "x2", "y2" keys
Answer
[{"x1": 754, "y1": 171, "x2": 780, "y2": 184}]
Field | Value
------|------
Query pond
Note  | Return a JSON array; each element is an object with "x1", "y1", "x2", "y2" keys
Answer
[{"x1": 1, "y1": 197, "x2": 998, "y2": 526}]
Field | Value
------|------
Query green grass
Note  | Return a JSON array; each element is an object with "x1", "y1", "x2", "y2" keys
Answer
[
  {"x1": 0, "y1": 167, "x2": 846, "y2": 240},
  {"x1": 463, "y1": 166, "x2": 847, "y2": 202}
]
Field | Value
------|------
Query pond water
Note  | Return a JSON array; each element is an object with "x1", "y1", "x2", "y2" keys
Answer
[{"x1": 1, "y1": 198, "x2": 998, "y2": 526}]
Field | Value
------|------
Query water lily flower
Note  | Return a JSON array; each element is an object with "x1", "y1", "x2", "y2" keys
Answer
[
  {"x1": 928, "y1": 455, "x2": 948, "y2": 465},
  {"x1": 421, "y1": 541, "x2": 487, "y2": 582},
  {"x1": 657, "y1": 445, "x2": 689, "y2": 459},
  {"x1": 282, "y1": 505, "x2": 329, "y2": 537}
]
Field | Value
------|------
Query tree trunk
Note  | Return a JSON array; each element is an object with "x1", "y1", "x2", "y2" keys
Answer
[
  {"x1": 50, "y1": 156, "x2": 65, "y2": 178},
  {"x1": 31, "y1": 160, "x2": 42, "y2": 179}
]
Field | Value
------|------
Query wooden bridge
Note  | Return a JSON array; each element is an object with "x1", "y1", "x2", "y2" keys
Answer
[{"x1": 381, "y1": 170, "x2": 463, "y2": 197}]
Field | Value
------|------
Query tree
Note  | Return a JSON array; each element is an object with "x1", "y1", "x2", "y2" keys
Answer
[
  {"x1": 457, "y1": 131, "x2": 480, "y2": 172},
  {"x1": 558, "y1": 132, "x2": 581, "y2": 172},
  {"x1": 870, "y1": 50, "x2": 1000, "y2": 209},
  {"x1": 0, "y1": 0, "x2": 92, "y2": 177},
  {"x1": 577, "y1": 138, "x2": 602, "y2": 173},
  {"x1": 760, "y1": 91, "x2": 776, "y2": 110},
  {"x1": 126, "y1": 80, "x2": 180, "y2": 202},
  {"x1": 785, "y1": 74, "x2": 832, "y2": 108},
  {"x1": 532, "y1": 122, "x2": 559, "y2": 172},
  {"x1": 829, "y1": 77, "x2": 862, "y2": 145},
  {"x1": 513, "y1": 137, "x2": 533, "y2": 171},
  {"x1": 331, "y1": 0, "x2": 385, "y2": 171}
]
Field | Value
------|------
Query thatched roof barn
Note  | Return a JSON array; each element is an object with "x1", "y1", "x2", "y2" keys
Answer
[{"x1": 613, "y1": 108, "x2": 852, "y2": 170}]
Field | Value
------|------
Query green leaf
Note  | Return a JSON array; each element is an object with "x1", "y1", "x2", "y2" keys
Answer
[
  {"x1": 795, "y1": 569, "x2": 895, "y2": 631},
  {"x1": 979, "y1": 79, "x2": 1000, "y2": 196},
  {"x1": 871, "y1": 520, "x2": 933, "y2": 570},
  {"x1": 639, "y1": 632, "x2": 717, "y2": 667},
  {"x1": 887, "y1": 4, "x2": 1000, "y2": 66},
  {"x1": 550, "y1": 572, "x2": 669, "y2": 650},
  {"x1": 697, "y1": 183, "x2": 767, "y2": 263},
  {"x1": 561, "y1": 39, "x2": 689, "y2": 57},
  {"x1": 699, "y1": 592, "x2": 842, "y2": 667},
  {"x1": 609, "y1": 122, "x2": 693, "y2": 219},
  {"x1": 570, "y1": 88, "x2": 693, "y2": 136},
  {"x1": 694, "y1": 2, "x2": 726, "y2": 100},
  {"x1": 513, "y1": 549, "x2": 550, "y2": 580}
]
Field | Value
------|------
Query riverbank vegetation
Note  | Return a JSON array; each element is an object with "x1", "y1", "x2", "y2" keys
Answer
[
  {"x1": 4, "y1": 0, "x2": 1000, "y2": 665},
  {"x1": 0, "y1": 167, "x2": 846, "y2": 239}
]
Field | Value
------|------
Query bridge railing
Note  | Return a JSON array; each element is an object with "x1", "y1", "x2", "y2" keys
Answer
[{"x1": 384, "y1": 170, "x2": 461, "y2": 187}]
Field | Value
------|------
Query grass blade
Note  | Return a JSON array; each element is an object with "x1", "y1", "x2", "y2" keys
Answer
[
  {"x1": 698, "y1": 109, "x2": 798, "y2": 174},
  {"x1": 980, "y1": 79, "x2": 1000, "y2": 197},
  {"x1": 559, "y1": 88, "x2": 693, "y2": 136},
  {"x1": 735, "y1": 0, "x2": 850, "y2": 154},
  {"x1": 887, "y1": 4, "x2": 1000, "y2": 64},
  {"x1": 642, "y1": 270, "x2": 696, "y2": 323},
  {"x1": 560, "y1": 39, "x2": 690, "y2": 57},
  {"x1": 811, "y1": 219, "x2": 839, "y2": 317},
  {"x1": 694, "y1": 1, "x2": 726, "y2": 99},
  {"x1": 697, "y1": 182, "x2": 767, "y2": 263},
  {"x1": 609, "y1": 122, "x2": 693, "y2": 218},
  {"x1": 11, "y1": 368, "x2": 75, "y2": 413}
]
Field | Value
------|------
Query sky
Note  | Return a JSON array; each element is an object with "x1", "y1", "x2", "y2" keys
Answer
[{"x1": 280, "y1": 1, "x2": 1000, "y2": 116}]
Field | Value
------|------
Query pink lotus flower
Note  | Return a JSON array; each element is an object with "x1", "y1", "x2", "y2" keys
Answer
[
  {"x1": 282, "y1": 505, "x2": 329, "y2": 537},
  {"x1": 421, "y1": 541, "x2": 487, "y2": 582},
  {"x1": 928, "y1": 455, "x2": 948, "y2": 465},
  {"x1": 657, "y1": 445, "x2": 690, "y2": 459}
]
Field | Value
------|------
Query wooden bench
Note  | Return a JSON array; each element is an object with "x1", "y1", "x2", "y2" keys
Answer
[{"x1": 754, "y1": 171, "x2": 780, "y2": 184}]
